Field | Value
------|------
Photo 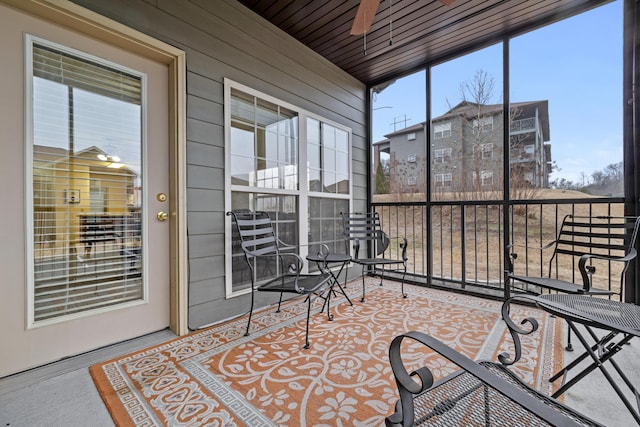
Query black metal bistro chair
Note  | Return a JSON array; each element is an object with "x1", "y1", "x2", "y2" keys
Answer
[
  {"x1": 507, "y1": 215, "x2": 640, "y2": 298},
  {"x1": 227, "y1": 210, "x2": 333, "y2": 349},
  {"x1": 341, "y1": 212, "x2": 408, "y2": 302},
  {"x1": 507, "y1": 214, "x2": 640, "y2": 349}
]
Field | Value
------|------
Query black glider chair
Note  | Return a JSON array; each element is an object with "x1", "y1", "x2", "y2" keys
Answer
[
  {"x1": 341, "y1": 212, "x2": 408, "y2": 302},
  {"x1": 227, "y1": 210, "x2": 333, "y2": 349}
]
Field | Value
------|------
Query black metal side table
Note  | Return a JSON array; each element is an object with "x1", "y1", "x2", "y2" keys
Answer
[
  {"x1": 306, "y1": 252, "x2": 353, "y2": 318},
  {"x1": 503, "y1": 294, "x2": 640, "y2": 425}
]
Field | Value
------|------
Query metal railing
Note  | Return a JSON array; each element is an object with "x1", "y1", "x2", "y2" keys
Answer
[
  {"x1": 510, "y1": 117, "x2": 536, "y2": 133},
  {"x1": 372, "y1": 196, "x2": 625, "y2": 298}
]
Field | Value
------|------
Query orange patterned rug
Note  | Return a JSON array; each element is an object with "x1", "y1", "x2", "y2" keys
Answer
[{"x1": 90, "y1": 279, "x2": 562, "y2": 426}]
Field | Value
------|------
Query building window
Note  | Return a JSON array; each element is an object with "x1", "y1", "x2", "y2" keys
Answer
[
  {"x1": 524, "y1": 172, "x2": 534, "y2": 184},
  {"x1": 434, "y1": 122, "x2": 451, "y2": 139},
  {"x1": 473, "y1": 116, "x2": 493, "y2": 132},
  {"x1": 524, "y1": 144, "x2": 535, "y2": 155},
  {"x1": 226, "y1": 80, "x2": 351, "y2": 296},
  {"x1": 407, "y1": 132, "x2": 416, "y2": 141},
  {"x1": 435, "y1": 173, "x2": 452, "y2": 188},
  {"x1": 434, "y1": 148, "x2": 452, "y2": 163},
  {"x1": 474, "y1": 143, "x2": 493, "y2": 159},
  {"x1": 407, "y1": 176, "x2": 417, "y2": 186},
  {"x1": 481, "y1": 170, "x2": 493, "y2": 186},
  {"x1": 407, "y1": 154, "x2": 416, "y2": 163}
]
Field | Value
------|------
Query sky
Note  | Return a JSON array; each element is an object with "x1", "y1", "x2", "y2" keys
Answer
[{"x1": 372, "y1": 0, "x2": 623, "y2": 185}]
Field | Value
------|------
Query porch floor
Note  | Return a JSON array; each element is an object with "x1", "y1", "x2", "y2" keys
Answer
[{"x1": 1, "y1": 287, "x2": 638, "y2": 426}]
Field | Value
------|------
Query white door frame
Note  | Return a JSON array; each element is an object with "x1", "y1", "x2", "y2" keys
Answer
[{"x1": 3, "y1": 0, "x2": 188, "y2": 336}]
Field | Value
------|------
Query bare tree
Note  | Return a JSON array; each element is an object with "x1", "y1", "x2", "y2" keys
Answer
[{"x1": 433, "y1": 69, "x2": 542, "y2": 203}]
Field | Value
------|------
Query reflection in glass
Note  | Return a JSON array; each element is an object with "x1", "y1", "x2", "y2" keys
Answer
[
  {"x1": 31, "y1": 42, "x2": 143, "y2": 321},
  {"x1": 230, "y1": 192, "x2": 298, "y2": 292},
  {"x1": 230, "y1": 90, "x2": 299, "y2": 191},
  {"x1": 308, "y1": 197, "x2": 349, "y2": 256},
  {"x1": 307, "y1": 118, "x2": 350, "y2": 194}
]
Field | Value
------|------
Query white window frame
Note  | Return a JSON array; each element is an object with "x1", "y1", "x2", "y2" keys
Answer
[
  {"x1": 224, "y1": 79, "x2": 352, "y2": 298},
  {"x1": 407, "y1": 154, "x2": 416, "y2": 162},
  {"x1": 473, "y1": 116, "x2": 494, "y2": 132},
  {"x1": 434, "y1": 122, "x2": 451, "y2": 139},
  {"x1": 407, "y1": 176, "x2": 417, "y2": 186},
  {"x1": 407, "y1": 132, "x2": 416, "y2": 141},
  {"x1": 481, "y1": 170, "x2": 493, "y2": 186},
  {"x1": 435, "y1": 173, "x2": 452, "y2": 188},
  {"x1": 434, "y1": 147, "x2": 452, "y2": 163},
  {"x1": 474, "y1": 143, "x2": 493, "y2": 159}
]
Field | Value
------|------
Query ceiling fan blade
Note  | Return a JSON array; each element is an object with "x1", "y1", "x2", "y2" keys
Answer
[
  {"x1": 439, "y1": 0, "x2": 456, "y2": 5},
  {"x1": 350, "y1": 0, "x2": 381, "y2": 36}
]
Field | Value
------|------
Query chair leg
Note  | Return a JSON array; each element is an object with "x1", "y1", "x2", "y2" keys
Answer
[
  {"x1": 304, "y1": 295, "x2": 312, "y2": 349},
  {"x1": 326, "y1": 286, "x2": 334, "y2": 321},
  {"x1": 276, "y1": 292, "x2": 284, "y2": 313},
  {"x1": 245, "y1": 287, "x2": 255, "y2": 337},
  {"x1": 360, "y1": 265, "x2": 367, "y2": 302},
  {"x1": 401, "y1": 263, "x2": 407, "y2": 298},
  {"x1": 566, "y1": 325, "x2": 574, "y2": 351}
]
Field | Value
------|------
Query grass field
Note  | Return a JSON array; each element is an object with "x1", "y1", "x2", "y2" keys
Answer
[{"x1": 372, "y1": 189, "x2": 627, "y2": 296}]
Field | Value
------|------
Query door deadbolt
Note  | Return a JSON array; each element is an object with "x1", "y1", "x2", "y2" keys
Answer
[
  {"x1": 157, "y1": 193, "x2": 167, "y2": 202},
  {"x1": 157, "y1": 211, "x2": 168, "y2": 221}
]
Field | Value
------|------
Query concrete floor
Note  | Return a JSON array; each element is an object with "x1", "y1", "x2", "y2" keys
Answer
[
  {"x1": 0, "y1": 324, "x2": 638, "y2": 426},
  {"x1": 0, "y1": 329, "x2": 176, "y2": 427}
]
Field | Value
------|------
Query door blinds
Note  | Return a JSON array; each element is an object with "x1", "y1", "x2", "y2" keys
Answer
[{"x1": 31, "y1": 40, "x2": 144, "y2": 322}]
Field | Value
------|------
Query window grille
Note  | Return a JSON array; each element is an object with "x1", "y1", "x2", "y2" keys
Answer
[{"x1": 434, "y1": 122, "x2": 451, "y2": 139}]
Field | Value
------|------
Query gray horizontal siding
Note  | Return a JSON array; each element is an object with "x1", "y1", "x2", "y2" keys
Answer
[{"x1": 72, "y1": 0, "x2": 368, "y2": 329}]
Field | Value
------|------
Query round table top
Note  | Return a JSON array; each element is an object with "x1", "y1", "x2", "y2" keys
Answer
[{"x1": 306, "y1": 252, "x2": 351, "y2": 263}]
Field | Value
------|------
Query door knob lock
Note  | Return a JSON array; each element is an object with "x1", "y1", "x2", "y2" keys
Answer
[{"x1": 157, "y1": 211, "x2": 168, "y2": 221}]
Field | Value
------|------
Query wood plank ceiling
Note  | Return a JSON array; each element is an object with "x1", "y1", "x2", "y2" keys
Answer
[{"x1": 238, "y1": 0, "x2": 611, "y2": 86}]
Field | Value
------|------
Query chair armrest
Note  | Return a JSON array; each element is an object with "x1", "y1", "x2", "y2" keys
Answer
[
  {"x1": 378, "y1": 231, "x2": 408, "y2": 261},
  {"x1": 391, "y1": 236, "x2": 409, "y2": 262},
  {"x1": 242, "y1": 249, "x2": 305, "y2": 274},
  {"x1": 387, "y1": 331, "x2": 582, "y2": 427},
  {"x1": 499, "y1": 297, "x2": 539, "y2": 366},
  {"x1": 577, "y1": 248, "x2": 637, "y2": 292}
]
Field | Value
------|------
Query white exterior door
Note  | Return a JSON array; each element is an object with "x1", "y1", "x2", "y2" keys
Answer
[{"x1": 0, "y1": 3, "x2": 171, "y2": 376}]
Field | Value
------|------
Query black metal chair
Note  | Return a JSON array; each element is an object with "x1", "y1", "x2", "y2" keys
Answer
[
  {"x1": 507, "y1": 215, "x2": 640, "y2": 298},
  {"x1": 341, "y1": 212, "x2": 408, "y2": 302},
  {"x1": 227, "y1": 210, "x2": 333, "y2": 349},
  {"x1": 507, "y1": 214, "x2": 640, "y2": 350}
]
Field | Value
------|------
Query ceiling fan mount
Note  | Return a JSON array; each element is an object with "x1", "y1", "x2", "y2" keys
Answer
[{"x1": 350, "y1": 0, "x2": 456, "y2": 36}]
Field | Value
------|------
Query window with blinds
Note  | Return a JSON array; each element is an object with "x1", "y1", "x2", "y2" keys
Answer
[{"x1": 28, "y1": 36, "x2": 145, "y2": 323}]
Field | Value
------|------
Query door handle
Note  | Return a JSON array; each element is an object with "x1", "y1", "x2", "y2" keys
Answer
[{"x1": 157, "y1": 211, "x2": 168, "y2": 221}]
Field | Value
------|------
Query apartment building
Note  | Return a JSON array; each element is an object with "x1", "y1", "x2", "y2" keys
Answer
[{"x1": 374, "y1": 100, "x2": 551, "y2": 194}]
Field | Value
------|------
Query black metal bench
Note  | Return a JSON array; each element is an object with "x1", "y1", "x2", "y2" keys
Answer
[{"x1": 386, "y1": 330, "x2": 604, "y2": 427}]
